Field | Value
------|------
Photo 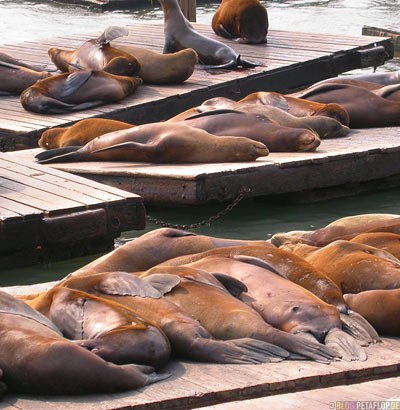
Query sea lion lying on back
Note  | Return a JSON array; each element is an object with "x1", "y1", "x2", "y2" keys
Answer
[{"x1": 49, "y1": 26, "x2": 141, "y2": 76}]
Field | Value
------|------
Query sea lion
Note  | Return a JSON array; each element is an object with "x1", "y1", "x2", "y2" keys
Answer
[
  {"x1": 34, "y1": 121, "x2": 268, "y2": 164},
  {"x1": 113, "y1": 43, "x2": 198, "y2": 84},
  {"x1": 20, "y1": 69, "x2": 142, "y2": 114},
  {"x1": 158, "y1": 0, "x2": 261, "y2": 68},
  {"x1": 180, "y1": 109, "x2": 321, "y2": 152},
  {"x1": 239, "y1": 91, "x2": 350, "y2": 126},
  {"x1": 177, "y1": 255, "x2": 366, "y2": 361},
  {"x1": 0, "y1": 289, "x2": 168, "y2": 395},
  {"x1": 39, "y1": 118, "x2": 134, "y2": 149},
  {"x1": 350, "y1": 232, "x2": 400, "y2": 260},
  {"x1": 59, "y1": 271, "x2": 286, "y2": 364},
  {"x1": 48, "y1": 26, "x2": 141, "y2": 76},
  {"x1": 28, "y1": 286, "x2": 171, "y2": 369},
  {"x1": 70, "y1": 228, "x2": 273, "y2": 277},
  {"x1": 211, "y1": 0, "x2": 268, "y2": 44},
  {"x1": 282, "y1": 240, "x2": 400, "y2": 294},
  {"x1": 0, "y1": 51, "x2": 51, "y2": 72},
  {"x1": 344, "y1": 289, "x2": 400, "y2": 336},
  {"x1": 0, "y1": 58, "x2": 52, "y2": 96},
  {"x1": 292, "y1": 83, "x2": 400, "y2": 128},
  {"x1": 324, "y1": 70, "x2": 400, "y2": 85},
  {"x1": 141, "y1": 265, "x2": 338, "y2": 362}
]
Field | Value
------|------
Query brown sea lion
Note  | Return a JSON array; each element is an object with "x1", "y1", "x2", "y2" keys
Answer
[
  {"x1": 323, "y1": 70, "x2": 400, "y2": 85},
  {"x1": 239, "y1": 91, "x2": 350, "y2": 126},
  {"x1": 39, "y1": 118, "x2": 134, "y2": 149},
  {"x1": 113, "y1": 43, "x2": 198, "y2": 85},
  {"x1": 178, "y1": 255, "x2": 366, "y2": 361},
  {"x1": 141, "y1": 266, "x2": 339, "y2": 362},
  {"x1": 28, "y1": 286, "x2": 171, "y2": 369},
  {"x1": 282, "y1": 240, "x2": 400, "y2": 294},
  {"x1": 350, "y1": 232, "x2": 400, "y2": 260},
  {"x1": 58, "y1": 271, "x2": 286, "y2": 364},
  {"x1": 344, "y1": 289, "x2": 400, "y2": 336},
  {"x1": 70, "y1": 228, "x2": 273, "y2": 277},
  {"x1": 34, "y1": 121, "x2": 268, "y2": 164},
  {"x1": 159, "y1": 0, "x2": 261, "y2": 68},
  {"x1": 0, "y1": 51, "x2": 51, "y2": 72},
  {"x1": 293, "y1": 82, "x2": 400, "y2": 128},
  {"x1": 20, "y1": 69, "x2": 142, "y2": 114},
  {"x1": 211, "y1": 0, "x2": 268, "y2": 44},
  {"x1": 0, "y1": 289, "x2": 168, "y2": 395},
  {"x1": 49, "y1": 26, "x2": 141, "y2": 76},
  {"x1": 180, "y1": 109, "x2": 321, "y2": 152}
]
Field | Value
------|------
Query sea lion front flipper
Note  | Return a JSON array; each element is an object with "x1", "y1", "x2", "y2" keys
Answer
[
  {"x1": 232, "y1": 254, "x2": 288, "y2": 278},
  {"x1": 59, "y1": 70, "x2": 93, "y2": 98},
  {"x1": 212, "y1": 273, "x2": 248, "y2": 298},
  {"x1": 340, "y1": 311, "x2": 381, "y2": 344},
  {"x1": 237, "y1": 56, "x2": 263, "y2": 68},
  {"x1": 142, "y1": 274, "x2": 181, "y2": 295},
  {"x1": 324, "y1": 328, "x2": 367, "y2": 362},
  {"x1": 373, "y1": 83, "x2": 400, "y2": 99},
  {"x1": 215, "y1": 24, "x2": 235, "y2": 39},
  {"x1": 35, "y1": 147, "x2": 81, "y2": 162},
  {"x1": 97, "y1": 272, "x2": 162, "y2": 298},
  {"x1": 96, "y1": 26, "x2": 129, "y2": 45}
]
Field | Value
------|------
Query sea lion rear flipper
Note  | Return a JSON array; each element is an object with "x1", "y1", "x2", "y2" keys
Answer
[
  {"x1": 340, "y1": 311, "x2": 381, "y2": 344},
  {"x1": 215, "y1": 24, "x2": 235, "y2": 39},
  {"x1": 96, "y1": 26, "x2": 129, "y2": 45},
  {"x1": 60, "y1": 70, "x2": 93, "y2": 98},
  {"x1": 212, "y1": 273, "x2": 248, "y2": 298},
  {"x1": 232, "y1": 254, "x2": 288, "y2": 278},
  {"x1": 238, "y1": 56, "x2": 263, "y2": 68},
  {"x1": 142, "y1": 274, "x2": 181, "y2": 295},
  {"x1": 373, "y1": 83, "x2": 400, "y2": 99},
  {"x1": 324, "y1": 328, "x2": 367, "y2": 362}
]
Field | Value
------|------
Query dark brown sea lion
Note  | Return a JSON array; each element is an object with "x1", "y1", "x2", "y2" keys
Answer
[
  {"x1": 38, "y1": 118, "x2": 134, "y2": 149},
  {"x1": 0, "y1": 289, "x2": 168, "y2": 395},
  {"x1": 350, "y1": 232, "x2": 400, "y2": 260},
  {"x1": 0, "y1": 58, "x2": 52, "y2": 96},
  {"x1": 59, "y1": 271, "x2": 285, "y2": 364},
  {"x1": 48, "y1": 26, "x2": 141, "y2": 76},
  {"x1": 141, "y1": 266, "x2": 339, "y2": 362},
  {"x1": 159, "y1": 0, "x2": 261, "y2": 68},
  {"x1": 70, "y1": 228, "x2": 273, "y2": 277},
  {"x1": 114, "y1": 43, "x2": 198, "y2": 84},
  {"x1": 239, "y1": 91, "x2": 350, "y2": 126},
  {"x1": 211, "y1": 0, "x2": 268, "y2": 44},
  {"x1": 180, "y1": 109, "x2": 321, "y2": 152},
  {"x1": 34, "y1": 121, "x2": 268, "y2": 164},
  {"x1": 28, "y1": 286, "x2": 171, "y2": 369},
  {"x1": 344, "y1": 289, "x2": 400, "y2": 336},
  {"x1": 293, "y1": 82, "x2": 400, "y2": 128},
  {"x1": 282, "y1": 240, "x2": 400, "y2": 294},
  {"x1": 20, "y1": 69, "x2": 142, "y2": 114},
  {"x1": 0, "y1": 51, "x2": 51, "y2": 72}
]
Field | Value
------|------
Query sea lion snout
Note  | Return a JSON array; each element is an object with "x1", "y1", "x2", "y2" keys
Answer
[{"x1": 298, "y1": 130, "x2": 321, "y2": 151}]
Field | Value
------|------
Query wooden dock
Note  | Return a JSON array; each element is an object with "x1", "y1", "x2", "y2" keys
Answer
[
  {"x1": 363, "y1": 24, "x2": 400, "y2": 56},
  {"x1": 7, "y1": 126, "x2": 400, "y2": 205},
  {"x1": 0, "y1": 153, "x2": 145, "y2": 269},
  {"x1": 0, "y1": 24, "x2": 392, "y2": 151}
]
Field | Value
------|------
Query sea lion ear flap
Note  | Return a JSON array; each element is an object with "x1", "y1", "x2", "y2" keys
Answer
[
  {"x1": 232, "y1": 255, "x2": 287, "y2": 279},
  {"x1": 142, "y1": 274, "x2": 181, "y2": 295},
  {"x1": 212, "y1": 273, "x2": 248, "y2": 298}
]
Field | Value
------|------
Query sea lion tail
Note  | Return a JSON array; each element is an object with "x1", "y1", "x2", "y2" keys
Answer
[
  {"x1": 324, "y1": 328, "x2": 367, "y2": 362},
  {"x1": 340, "y1": 311, "x2": 381, "y2": 345},
  {"x1": 35, "y1": 147, "x2": 81, "y2": 164},
  {"x1": 238, "y1": 55, "x2": 263, "y2": 68}
]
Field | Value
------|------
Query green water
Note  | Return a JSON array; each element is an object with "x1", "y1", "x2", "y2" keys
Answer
[{"x1": 3, "y1": 187, "x2": 400, "y2": 287}]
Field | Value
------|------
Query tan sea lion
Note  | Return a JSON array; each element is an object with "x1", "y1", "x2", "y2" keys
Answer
[
  {"x1": 113, "y1": 43, "x2": 198, "y2": 84},
  {"x1": 211, "y1": 0, "x2": 268, "y2": 44},
  {"x1": 20, "y1": 69, "x2": 142, "y2": 114},
  {"x1": 142, "y1": 266, "x2": 338, "y2": 362},
  {"x1": 180, "y1": 109, "x2": 321, "y2": 152},
  {"x1": 58, "y1": 271, "x2": 285, "y2": 364},
  {"x1": 0, "y1": 289, "x2": 168, "y2": 395},
  {"x1": 39, "y1": 118, "x2": 134, "y2": 149},
  {"x1": 28, "y1": 286, "x2": 171, "y2": 369},
  {"x1": 350, "y1": 232, "x2": 400, "y2": 260},
  {"x1": 239, "y1": 91, "x2": 350, "y2": 126},
  {"x1": 48, "y1": 26, "x2": 141, "y2": 76},
  {"x1": 34, "y1": 121, "x2": 268, "y2": 164},
  {"x1": 344, "y1": 289, "x2": 400, "y2": 336},
  {"x1": 159, "y1": 0, "x2": 261, "y2": 68}
]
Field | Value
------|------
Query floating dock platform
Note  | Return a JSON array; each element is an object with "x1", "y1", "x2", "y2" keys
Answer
[
  {"x1": 0, "y1": 24, "x2": 392, "y2": 151},
  {"x1": 363, "y1": 24, "x2": 400, "y2": 56}
]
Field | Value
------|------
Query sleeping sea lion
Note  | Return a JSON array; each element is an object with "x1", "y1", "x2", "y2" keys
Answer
[
  {"x1": 113, "y1": 43, "x2": 198, "y2": 84},
  {"x1": 141, "y1": 266, "x2": 338, "y2": 362},
  {"x1": 350, "y1": 232, "x2": 400, "y2": 260},
  {"x1": 239, "y1": 91, "x2": 350, "y2": 126},
  {"x1": 34, "y1": 121, "x2": 268, "y2": 164},
  {"x1": 180, "y1": 109, "x2": 321, "y2": 152},
  {"x1": 211, "y1": 0, "x2": 268, "y2": 44},
  {"x1": 39, "y1": 118, "x2": 134, "y2": 149},
  {"x1": 48, "y1": 26, "x2": 141, "y2": 76},
  {"x1": 0, "y1": 289, "x2": 168, "y2": 395},
  {"x1": 158, "y1": 0, "x2": 261, "y2": 68},
  {"x1": 59, "y1": 271, "x2": 286, "y2": 364},
  {"x1": 20, "y1": 69, "x2": 142, "y2": 114},
  {"x1": 28, "y1": 286, "x2": 171, "y2": 369},
  {"x1": 324, "y1": 70, "x2": 400, "y2": 85}
]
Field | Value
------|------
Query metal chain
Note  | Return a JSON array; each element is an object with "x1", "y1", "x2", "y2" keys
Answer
[{"x1": 146, "y1": 187, "x2": 251, "y2": 231}]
